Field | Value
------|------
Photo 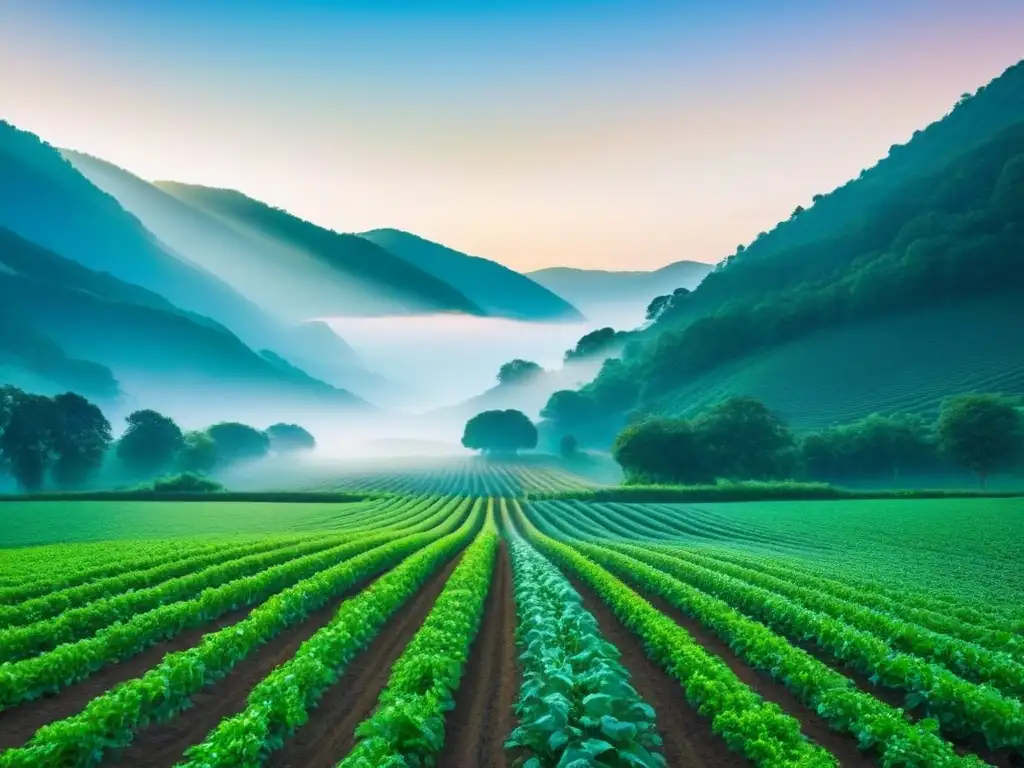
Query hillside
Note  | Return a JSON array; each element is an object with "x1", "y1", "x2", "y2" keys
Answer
[
  {"x1": 0, "y1": 123, "x2": 299, "y2": 355},
  {"x1": 527, "y1": 260, "x2": 712, "y2": 318},
  {"x1": 0, "y1": 226, "x2": 368, "y2": 420},
  {"x1": 645, "y1": 296, "x2": 1024, "y2": 432},
  {"x1": 154, "y1": 182, "x2": 484, "y2": 317},
  {"x1": 549, "y1": 61, "x2": 1024, "y2": 442},
  {"x1": 358, "y1": 229, "x2": 583, "y2": 321}
]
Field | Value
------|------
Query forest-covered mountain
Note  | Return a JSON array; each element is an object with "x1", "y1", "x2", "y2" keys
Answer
[
  {"x1": 152, "y1": 182, "x2": 484, "y2": 317},
  {"x1": 357, "y1": 229, "x2": 583, "y2": 321},
  {"x1": 527, "y1": 260, "x2": 711, "y2": 318},
  {"x1": 542, "y1": 59, "x2": 1024, "y2": 442},
  {"x1": 0, "y1": 227, "x2": 367, "y2": 418}
]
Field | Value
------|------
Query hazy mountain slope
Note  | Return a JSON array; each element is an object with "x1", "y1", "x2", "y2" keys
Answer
[
  {"x1": 0, "y1": 122, "x2": 302, "y2": 354},
  {"x1": 527, "y1": 260, "x2": 712, "y2": 316},
  {"x1": 358, "y1": 228, "x2": 584, "y2": 321},
  {"x1": 154, "y1": 182, "x2": 484, "y2": 317},
  {"x1": 645, "y1": 296, "x2": 1024, "y2": 432},
  {"x1": 0, "y1": 226, "x2": 368, "y2": 417}
]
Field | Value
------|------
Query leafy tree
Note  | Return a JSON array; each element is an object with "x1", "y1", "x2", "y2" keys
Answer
[
  {"x1": 497, "y1": 359, "x2": 544, "y2": 386},
  {"x1": 207, "y1": 422, "x2": 270, "y2": 465},
  {"x1": 645, "y1": 294, "x2": 672, "y2": 322},
  {"x1": 559, "y1": 434, "x2": 578, "y2": 458},
  {"x1": 540, "y1": 390, "x2": 600, "y2": 427},
  {"x1": 50, "y1": 393, "x2": 112, "y2": 489},
  {"x1": 266, "y1": 423, "x2": 317, "y2": 452},
  {"x1": 462, "y1": 410, "x2": 537, "y2": 455},
  {"x1": 564, "y1": 327, "x2": 629, "y2": 363},
  {"x1": 694, "y1": 397, "x2": 795, "y2": 480},
  {"x1": 0, "y1": 392, "x2": 56, "y2": 491},
  {"x1": 178, "y1": 430, "x2": 218, "y2": 474},
  {"x1": 612, "y1": 418, "x2": 708, "y2": 484},
  {"x1": 937, "y1": 394, "x2": 1023, "y2": 486},
  {"x1": 117, "y1": 410, "x2": 185, "y2": 477},
  {"x1": 152, "y1": 473, "x2": 224, "y2": 493},
  {"x1": 798, "y1": 413, "x2": 939, "y2": 481}
]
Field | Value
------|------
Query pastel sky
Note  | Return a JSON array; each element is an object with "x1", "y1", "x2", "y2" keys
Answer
[{"x1": 1, "y1": 1, "x2": 1022, "y2": 271}]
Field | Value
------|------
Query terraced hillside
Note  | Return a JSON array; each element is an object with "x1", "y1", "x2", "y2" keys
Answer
[{"x1": 0, "y1": 479, "x2": 1020, "y2": 767}]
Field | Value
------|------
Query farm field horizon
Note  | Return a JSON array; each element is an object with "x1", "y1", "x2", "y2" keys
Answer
[{"x1": 1, "y1": 459, "x2": 1021, "y2": 767}]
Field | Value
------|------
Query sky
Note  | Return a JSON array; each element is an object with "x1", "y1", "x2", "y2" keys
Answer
[{"x1": 1, "y1": 1, "x2": 1022, "y2": 272}]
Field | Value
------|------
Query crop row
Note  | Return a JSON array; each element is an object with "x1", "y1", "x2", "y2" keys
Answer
[
  {"x1": 0, "y1": 496, "x2": 460, "y2": 712},
  {"x1": 0, "y1": 498, "x2": 472, "y2": 766},
  {"x1": 602, "y1": 542, "x2": 1024, "y2": 753},
  {"x1": 339, "y1": 500, "x2": 499, "y2": 766},
  {"x1": 649, "y1": 544, "x2": 1024, "y2": 684},
  {"x1": 0, "y1": 535, "x2": 319, "y2": 629},
  {"x1": 509, "y1": 502, "x2": 839, "y2": 767},
  {"x1": 179, "y1": 498, "x2": 484, "y2": 766},
  {"x1": 501, "y1": 501, "x2": 664, "y2": 767}
]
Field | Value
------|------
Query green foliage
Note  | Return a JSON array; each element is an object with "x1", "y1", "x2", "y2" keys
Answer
[
  {"x1": 177, "y1": 430, "x2": 218, "y2": 474},
  {"x1": 612, "y1": 397, "x2": 794, "y2": 484},
  {"x1": 341, "y1": 501, "x2": 497, "y2": 766},
  {"x1": 116, "y1": 409, "x2": 184, "y2": 477},
  {"x1": 151, "y1": 472, "x2": 224, "y2": 493},
  {"x1": 497, "y1": 358, "x2": 544, "y2": 386},
  {"x1": 505, "y1": 524, "x2": 664, "y2": 767},
  {"x1": 462, "y1": 409, "x2": 538, "y2": 454},
  {"x1": 559, "y1": 434, "x2": 578, "y2": 458},
  {"x1": 206, "y1": 421, "x2": 270, "y2": 465},
  {"x1": 265, "y1": 422, "x2": 316, "y2": 452},
  {"x1": 541, "y1": 390, "x2": 600, "y2": 427},
  {"x1": 49, "y1": 393, "x2": 112, "y2": 489},
  {"x1": 937, "y1": 394, "x2": 1024, "y2": 485},
  {"x1": 180, "y1": 501, "x2": 479, "y2": 766},
  {"x1": 0, "y1": 391, "x2": 57, "y2": 492},
  {"x1": 564, "y1": 327, "x2": 630, "y2": 363},
  {"x1": 799, "y1": 412, "x2": 939, "y2": 481}
]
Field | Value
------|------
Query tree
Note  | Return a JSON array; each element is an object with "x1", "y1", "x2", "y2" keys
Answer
[
  {"x1": 564, "y1": 327, "x2": 628, "y2": 362},
  {"x1": 497, "y1": 359, "x2": 543, "y2": 386},
  {"x1": 937, "y1": 394, "x2": 1023, "y2": 487},
  {"x1": 178, "y1": 430, "x2": 218, "y2": 474},
  {"x1": 117, "y1": 410, "x2": 185, "y2": 477},
  {"x1": 462, "y1": 410, "x2": 537, "y2": 455},
  {"x1": 267, "y1": 423, "x2": 317, "y2": 452},
  {"x1": 559, "y1": 434, "x2": 578, "y2": 458},
  {"x1": 645, "y1": 294, "x2": 671, "y2": 322},
  {"x1": 695, "y1": 397, "x2": 795, "y2": 480},
  {"x1": 207, "y1": 422, "x2": 270, "y2": 466},
  {"x1": 612, "y1": 418, "x2": 708, "y2": 484},
  {"x1": 50, "y1": 393, "x2": 112, "y2": 489},
  {"x1": 0, "y1": 392, "x2": 56, "y2": 491},
  {"x1": 540, "y1": 390, "x2": 599, "y2": 427}
]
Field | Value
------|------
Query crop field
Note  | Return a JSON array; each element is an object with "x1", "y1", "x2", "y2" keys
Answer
[
  {"x1": 225, "y1": 454, "x2": 615, "y2": 496},
  {"x1": 0, "y1": 487, "x2": 1021, "y2": 767}
]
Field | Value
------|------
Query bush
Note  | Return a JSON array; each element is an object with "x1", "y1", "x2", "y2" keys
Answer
[{"x1": 150, "y1": 473, "x2": 224, "y2": 494}]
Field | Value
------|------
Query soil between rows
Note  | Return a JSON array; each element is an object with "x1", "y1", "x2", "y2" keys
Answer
[
  {"x1": 564, "y1": 574, "x2": 752, "y2": 768},
  {"x1": 267, "y1": 551, "x2": 465, "y2": 768},
  {"x1": 438, "y1": 539, "x2": 520, "y2": 768},
  {"x1": 0, "y1": 606, "x2": 253, "y2": 751}
]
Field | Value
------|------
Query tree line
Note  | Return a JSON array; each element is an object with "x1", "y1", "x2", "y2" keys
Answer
[
  {"x1": 0, "y1": 385, "x2": 315, "y2": 492},
  {"x1": 611, "y1": 393, "x2": 1024, "y2": 488}
]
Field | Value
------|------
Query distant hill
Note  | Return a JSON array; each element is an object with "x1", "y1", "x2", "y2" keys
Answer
[
  {"x1": 0, "y1": 226, "x2": 368, "y2": 421},
  {"x1": 358, "y1": 229, "x2": 583, "y2": 321},
  {"x1": 546, "y1": 59, "x2": 1024, "y2": 443},
  {"x1": 527, "y1": 261, "x2": 712, "y2": 318},
  {"x1": 153, "y1": 182, "x2": 484, "y2": 317}
]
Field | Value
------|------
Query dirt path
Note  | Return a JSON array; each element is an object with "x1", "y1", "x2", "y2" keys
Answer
[
  {"x1": 565, "y1": 575, "x2": 752, "y2": 768},
  {"x1": 104, "y1": 573, "x2": 388, "y2": 766},
  {"x1": 0, "y1": 606, "x2": 252, "y2": 751},
  {"x1": 438, "y1": 540, "x2": 519, "y2": 768},
  {"x1": 641, "y1": 591, "x2": 875, "y2": 767},
  {"x1": 267, "y1": 552, "x2": 464, "y2": 768}
]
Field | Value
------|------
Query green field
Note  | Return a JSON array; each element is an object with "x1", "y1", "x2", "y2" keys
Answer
[{"x1": 1, "y1": 470, "x2": 1020, "y2": 767}]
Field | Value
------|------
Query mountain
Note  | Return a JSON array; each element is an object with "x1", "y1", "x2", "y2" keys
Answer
[
  {"x1": 0, "y1": 225, "x2": 369, "y2": 423},
  {"x1": 526, "y1": 261, "x2": 712, "y2": 318},
  {"x1": 152, "y1": 181, "x2": 484, "y2": 318},
  {"x1": 358, "y1": 229, "x2": 584, "y2": 321},
  {"x1": 547, "y1": 60, "x2": 1024, "y2": 442}
]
